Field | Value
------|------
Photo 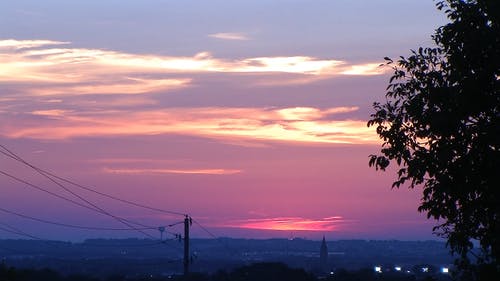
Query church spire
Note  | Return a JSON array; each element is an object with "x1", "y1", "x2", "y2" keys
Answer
[{"x1": 320, "y1": 235, "x2": 328, "y2": 272}]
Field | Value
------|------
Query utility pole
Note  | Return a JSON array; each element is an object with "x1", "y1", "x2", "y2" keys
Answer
[{"x1": 183, "y1": 215, "x2": 191, "y2": 277}]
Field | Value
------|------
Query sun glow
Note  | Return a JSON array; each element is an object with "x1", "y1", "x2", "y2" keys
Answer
[{"x1": 220, "y1": 217, "x2": 345, "y2": 232}]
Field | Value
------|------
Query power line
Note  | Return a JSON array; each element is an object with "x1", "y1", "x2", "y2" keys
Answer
[
  {"x1": 0, "y1": 169, "x2": 167, "y2": 239},
  {"x1": 0, "y1": 206, "x2": 181, "y2": 238},
  {"x1": 0, "y1": 224, "x2": 175, "y2": 255},
  {"x1": 0, "y1": 169, "x2": 101, "y2": 214},
  {"x1": 0, "y1": 206, "x2": 153, "y2": 231},
  {"x1": 192, "y1": 219, "x2": 219, "y2": 240},
  {"x1": 0, "y1": 218, "x2": 181, "y2": 253},
  {"x1": 48, "y1": 172, "x2": 186, "y2": 216},
  {"x1": 0, "y1": 148, "x2": 158, "y2": 239},
  {"x1": 0, "y1": 221, "x2": 44, "y2": 240},
  {"x1": 0, "y1": 145, "x2": 186, "y2": 217},
  {"x1": 0, "y1": 144, "x2": 188, "y2": 251},
  {"x1": 191, "y1": 219, "x2": 237, "y2": 256},
  {"x1": 167, "y1": 221, "x2": 185, "y2": 227},
  {"x1": 0, "y1": 221, "x2": 181, "y2": 253}
]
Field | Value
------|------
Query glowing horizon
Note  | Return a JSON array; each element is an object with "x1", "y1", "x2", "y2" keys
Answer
[{"x1": 219, "y1": 217, "x2": 346, "y2": 232}]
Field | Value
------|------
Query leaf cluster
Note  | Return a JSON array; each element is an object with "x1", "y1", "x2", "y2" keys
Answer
[{"x1": 368, "y1": 0, "x2": 499, "y2": 278}]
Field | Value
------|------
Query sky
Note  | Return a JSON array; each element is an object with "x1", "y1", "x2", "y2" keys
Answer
[{"x1": 0, "y1": 0, "x2": 448, "y2": 242}]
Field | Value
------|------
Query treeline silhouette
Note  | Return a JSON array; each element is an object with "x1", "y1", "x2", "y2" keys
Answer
[{"x1": 0, "y1": 262, "x2": 445, "y2": 281}]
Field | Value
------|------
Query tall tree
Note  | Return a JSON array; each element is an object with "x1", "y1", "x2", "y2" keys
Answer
[{"x1": 367, "y1": 0, "x2": 499, "y2": 279}]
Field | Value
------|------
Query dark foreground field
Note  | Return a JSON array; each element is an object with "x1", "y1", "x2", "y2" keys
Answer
[{"x1": 0, "y1": 262, "x2": 451, "y2": 281}]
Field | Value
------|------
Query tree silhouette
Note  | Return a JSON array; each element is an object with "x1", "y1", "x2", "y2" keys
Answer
[{"x1": 368, "y1": 0, "x2": 499, "y2": 279}]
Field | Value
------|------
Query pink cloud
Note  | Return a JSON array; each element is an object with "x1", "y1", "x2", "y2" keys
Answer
[
  {"x1": 218, "y1": 216, "x2": 346, "y2": 232},
  {"x1": 102, "y1": 167, "x2": 242, "y2": 175}
]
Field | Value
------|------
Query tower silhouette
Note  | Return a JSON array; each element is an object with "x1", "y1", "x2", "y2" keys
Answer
[{"x1": 320, "y1": 236, "x2": 328, "y2": 272}]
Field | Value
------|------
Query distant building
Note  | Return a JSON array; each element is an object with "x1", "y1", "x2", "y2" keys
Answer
[{"x1": 320, "y1": 236, "x2": 328, "y2": 272}]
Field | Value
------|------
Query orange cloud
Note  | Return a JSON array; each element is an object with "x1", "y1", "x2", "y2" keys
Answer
[
  {"x1": 1, "y1": 106, "x2": 378, "y2": 145},
  {"x1": 220, "y1": 217, "x2": 345, "y2": 232}
]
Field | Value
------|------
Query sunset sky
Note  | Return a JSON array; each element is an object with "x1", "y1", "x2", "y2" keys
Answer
[{"x1": 0, "y1": 0, "x2": 448, "y2": 242}]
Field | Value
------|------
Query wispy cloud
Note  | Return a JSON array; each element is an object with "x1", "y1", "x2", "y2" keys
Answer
[
  {"x1": 277, "y1": 107, "x2": 357, "y2": 121},
  {"x1": 0, "y1": 39, "x2": 386, "y2": 98},
  {"x1": 31, "y1": 109, "x2": 69, "y2": 117},
  {"x1": 0, "y1": 39, "x2": 382, "y2": 146},
  {"x1": 219, "y1": 216, "x2": 346, "y2": 232},
  {"x1": 208, "y1": 32, "x2": 249, "y2": 41},
  {"x1": 29, "y1": 78, "x2": 191, "y2": 96},
  {"x1": 340, "y1": 63, "x2": 384, "y2": 75},
  {"x1": 102, "y1": 168, "x2": 241, "y2": 175},
  {"x1": 0, "y1": 39, "x2": 68, "y2": 49},
  {"x1": 1, "y1": 106, "x2": 377, "y2": 145},
  {"x1": 90, "y1": 158, "x2": 176, "y2": 164}
]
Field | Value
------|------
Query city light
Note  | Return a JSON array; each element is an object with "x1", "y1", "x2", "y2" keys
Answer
[
  {"x1": 422, "y1": 267, "x2": 429, "y2": 273},
  {"x1": 374, "y1": 266, "x2": 382, "y2": 273},
  {"x1": 394, "y1": 266, "x2": 402, "y2": 271},
  {"x1": 441, "y1": 267, "x2": 449, "y2": 273}
]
